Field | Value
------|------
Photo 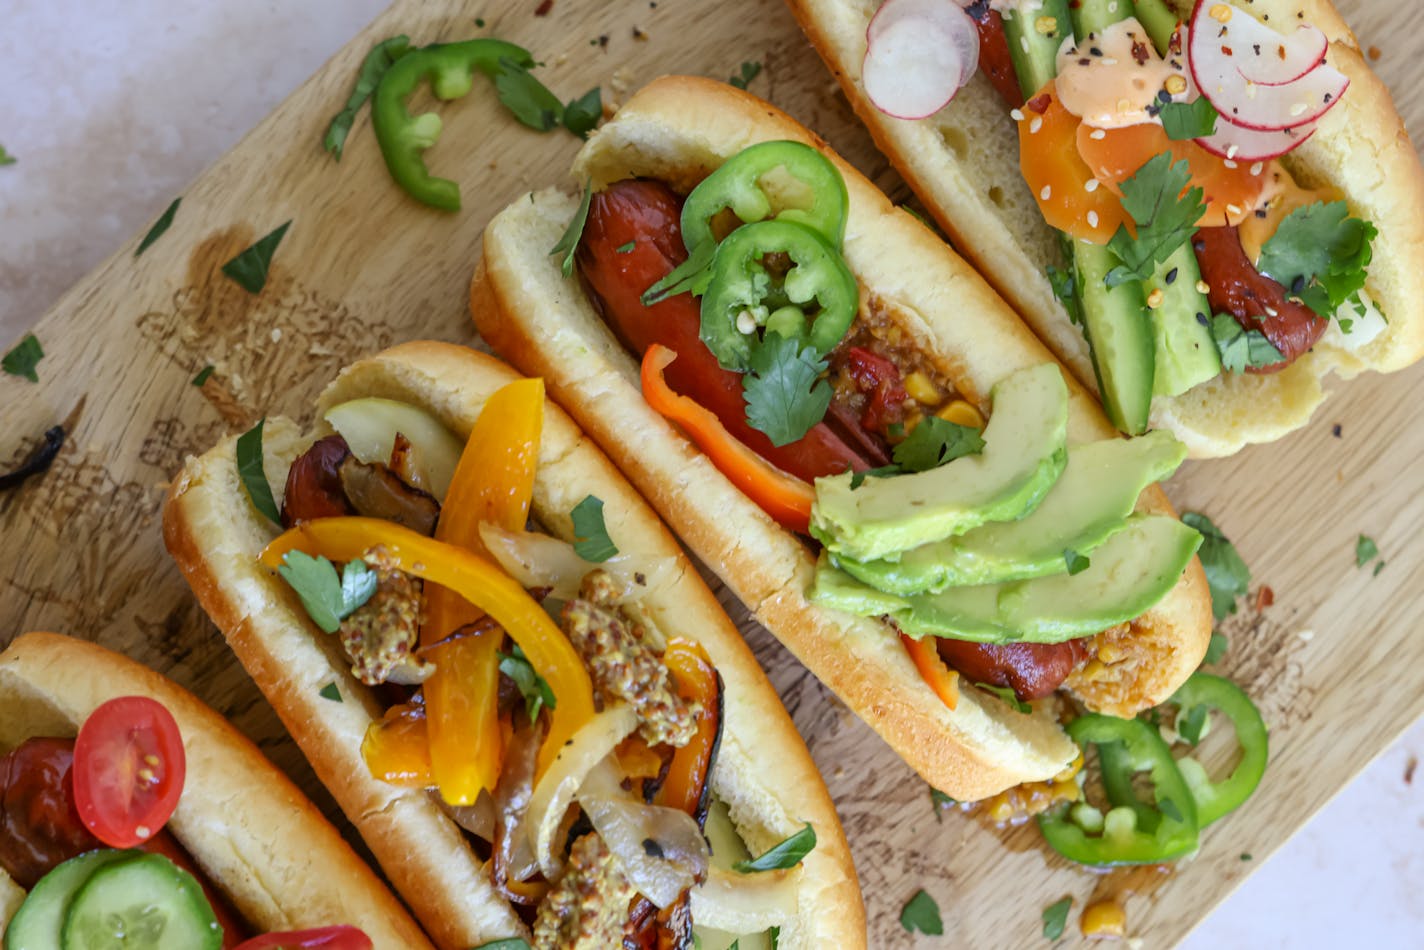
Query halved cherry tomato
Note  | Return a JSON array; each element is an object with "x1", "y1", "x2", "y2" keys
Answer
[
  {"x1": 1017, "y1": 83, "x2": 1130, "y2": 244},
  {"x1": 232, "y1": 926, "x2": 373, "y2": 950},
  {"x1": 1075, "y1": 121, "x2": 1267, "y2": 228},
  {"x1": 72, "y1": 696, "x2": 186, "y2": 848}
]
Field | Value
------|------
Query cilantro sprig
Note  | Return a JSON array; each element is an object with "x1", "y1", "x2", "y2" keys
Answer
[
  {"x1": 2, "y1": 334, "x2": 44, "y2": 383},
  {"x1": 1105, "y1": 154, "x2": 1206, "y2": 288},
  {"x1": 494, "y1": 58, "x2": 601, "y2": 138},
  {"x1": 1182, "y1": 512, "x2": 1250, "y2": 621},
  {"x1": 1209, "y1": 314, "x2": 1285, "y2": 374},
  {"x1": 900, "y1": 889, "x2": 944, "y2": 935},
  {"x1": 278, "y1": 551, "x2": 379, "y2": 633},
  {"x1": 1158, "y1": 98, "x2": 1218, "y2": 140},
  {"x1": 742, "y1": 336, "x2": 833, "y2": 447},
  {"x1": 1257, "y1": 201, "x2": 1376, "y2": 319},
  {"x1": 549, "y1": 181, "x2": 593, "y2": 278},
  {"x1": 498, "y1": 644, "x2": 557, "y2": 722},
  {"x1": 733, "y1": 823, "x2": 816, "y2": 872},
  {"x1": 893, "y1": 417, "x2": 984, "y2": 473},
  {"x1": 571, "y1": 494, "x2": 618, "y2": 562}
]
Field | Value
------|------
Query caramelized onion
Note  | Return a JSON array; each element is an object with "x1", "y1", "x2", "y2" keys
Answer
[
  {"x1": 688, "y1": 865, "x2": 802, "y2": 934},
  {"x1": 579, "y1": 769, "x2": 710, "y2": 909},
  {"x1": 479, "y1": 523, "x2": 679, "y2": 601}
]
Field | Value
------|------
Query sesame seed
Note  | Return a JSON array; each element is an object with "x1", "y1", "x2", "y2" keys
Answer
[
  {"x1": 1266, "y1": 307, "x2": 1278, "y2": 317},
  {"x1": 1085, "y1": 179, "x2": 1101, "y2": 192},
  {"x1": 1030, "y1": 117, "x2": 1043, "y2": 134},
  {"x1": 1021, "y1": 35, "x2": 1030, "y2": 53},
  {"x1": 1041, "y1": 185, "x2": 1052, "y2": 200},
  {"x1": 1250, "y1": 162, "x2": 1264, "y2": 175},
  {"x1": 1290, "y1": 102, "x2": 1308, "y2": 116},
  {"x1": 1224, "y1": 159, "x2": 1238, "y2": 169},
  {"x1": 1227, "y1": 204, "x2": 1243, "y2": 216},
  {"x1": 1010, "y1": 108, "x2": 1026, "y2": 121},
  {"x1": 1090, "y1": 128, "x2": 1107, "y2": 140},
  {"x1": 1103, "y1": 58, "x2": 1119, "y2": 66},
  {"x1": 1166, "y1": 267, "x2": 1179, "y2": 285},
  {"x1": 1226, "y1": 144, "x2": 1240, "y2": 158},
  {"x1": 1088, "y1": 210, "x2": 1100, "y2": 227}
]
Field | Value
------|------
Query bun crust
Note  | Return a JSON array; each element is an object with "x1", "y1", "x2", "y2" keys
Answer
[
  {"x1": 0, "y1": 632, "x2": 434, "y2": 948},
  {"x1": 470, "y1": 75, "x2": 1210, "y2": 799},
  {"x1": 785, "y1": 0, "x2": 1424, "y2": 457},
  {"x1": 163, "y1": 343, "x2": 864, "y2": 948}
]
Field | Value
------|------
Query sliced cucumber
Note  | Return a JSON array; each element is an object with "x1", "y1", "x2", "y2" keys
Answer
[
  {"x1": 1148, "y1": 246, "x2": 1220, "y2": 396},
  {"x1": 1075, "y1": 243, "x2": 1154, "y2": 434},
  {"x1": 4, "y1": 850, "x2": 135, "y2": 950},
  {"x1": 1134, "y1": 0, "x2": 1182, "y2": 51},
  {"x1": 1071, "y1": 0, "x2": 1131, "y2": 40},
  {"x1": 1001, "y1": 0, "x2": 1074, "y2": 99},
  {"x1": 60, "y1": 853, "x2": 221, "y2": 950}
]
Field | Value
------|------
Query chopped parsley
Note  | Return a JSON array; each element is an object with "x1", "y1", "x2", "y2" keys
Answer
[
  {"x1": 560, "y1": 86, "x2": 603, "y2": 139},
  {"x1": 549, "y1": 181, "x2": 593, "y2": 278},
  {"x1": 570, "y1": 494, "x2": 618, "y2": 562},
  {"x1": 892, "y1": 417, "x2": 984, "y2": 473},
  {"x1": 1208, "y1": 313, "x2": 1285, "y2": 374},
  {"x1": 1041, "y1": 896, "x2": 1072, "y2": 941},
  {"x1": 1105, "y1": 154, "x2": 1206, "y2": 287},
  {"x1": 930, "y1": 787, "x2": 956, "y2": 820},
  {"x1": 235, "y1": 418, "x2": 283, "y2": 525},
  {"x1": 1257, "y1": 201, "x2": 1376, "y2": 319},
  {"x1": 0, "y1": 146, "x2": 14, "y2": 165},
  {"x1": 222, "y1": 221, "x2": 292, "y2": 294},
  {"x1": 849, "y1": 464, "x2": 903, "y2": 489},
  {"x1": 1355, "y1": 533, "x2": 1379, "y2": 568},
  {"x1": 641, "y1": 238, "x2": 716, "y2": 304},
  {"x1": 733, "y1": 823, "x2": 816, "y2": 872},
  {"x1": 1182, "y1": 512, "x2": 1250, "y2": 621},
  {"x1": 192, "y1": 365, "x2": 215, "y2": 387},
  {"x1": 1047, "y1": 264, "x2": 1081, "y2": 325},
  {"x1": 498, "y1": 644, "x2": 557, "y2": 722},
  {"x1": 277, "y1": 552, "x2": 379, "y2": 633},
  {"x1": 1064, "y1": 548, "x2": 1090, "y2": 576},
  {"x1": 318, "y1": 682, "x2": 343, "y2": 702},
  {"x1": 324, "y1": 35, "x2": 412, "y2": 160},
  {"x1": 135, "y1": 197, "x2": 182, "y2": 257},
  {"x1": 742, "y1": 336, "x2": 833, "y2": 447},
  {"x1": 899, "y1": 889, "x2": 943, "y2": 935},
  {"x1": 1158, "y1": 97, "x2": 1219, "y2": 140},
  {"x1": 729, "y1": 61, "x2": 763, "y2": 89},
  {"x1": 975, "y1": 682, "x2": 1032, "y2": 714},
  {"x1": 494, "y1": 58, "x2": 601, "y2": 139},
  {"x1": 2, "y1": 334, "x2": 44, "y2": 383},
  {"x1": 615, "y1": 240, "x2": 636, "y2": 254}
]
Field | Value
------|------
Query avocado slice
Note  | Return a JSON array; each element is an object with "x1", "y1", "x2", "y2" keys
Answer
[
  {"x1": 810, "y1": 515, "x2": 1202, "y2": 644},
  {"x1": 832, "y1": 430, "x2": 1187, "y2": 593},
  {"x1": 811, "y1": 363, "x2": 1068, "y2": 562}
]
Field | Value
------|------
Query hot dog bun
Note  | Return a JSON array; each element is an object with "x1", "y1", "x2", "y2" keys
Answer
[
  {"x1": 785, "y1": 0, "x2": 1424, "y2": 457},
  {"x1": 162, "y1": 342, "x2": 864, "y2": 949},
  {"x1": 0, "y1": 631, "x2": 434, "y2": 947},
  {"x1": 470, "y1": 75, "x2": 1212, "y2": 799}
]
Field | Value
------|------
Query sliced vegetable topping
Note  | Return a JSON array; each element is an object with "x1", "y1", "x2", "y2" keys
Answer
[
  {"x1": 234, "y1": 926, "x2": 373, "y2": 950},
  {"x1": 732, "y1": 823, "x2": 816, "y2": 873},
  {"x1": 1166, "y1": 673, "x2": 1269, "y2": 826},
  {"x1": 73, "y1": 697, "x2": 186, "y2": 848},
  {"x1": 221, "y1": 221, "x2": 291, "y2": 295},
  {"x1": 1017, "y1": 87, "x2": 1130, "y2": 244},
  {"x1": 862, "y1": 0, "x2": 979, "y2": 120}
]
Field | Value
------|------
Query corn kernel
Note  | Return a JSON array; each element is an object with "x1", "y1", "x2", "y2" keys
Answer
[
  {"x1": 1097, "y1": 641, "x2": 1124, "y2": 663},
  {"x1": 1054, "y1": 751, "x2": 1085, "y2": 783},
  {"x1": 903, "y1": 371, "x2": 940, "y2": 405},
  {"x1": 1209, "y1": 3, "x2": 1233, "y2": 22},
  {"x1": 1081, "y1": 899, "x2": 1127, "y2": 939},
  {"x1": 1052, "y1": 778, "x2": 1081, "y2": 802},
  {"x1": 937, "y1": 400, "x2": 985, "y2": 429},
  {"x1": 1146, "y1": 288, "x2": 1165, "y2": 309},
  {"x1": 1035, "y1": 15, "x2": 1058, "y2": 35},
  {"x1": 1165, "y1": 74, "x2": 1187, "y2": 96}
]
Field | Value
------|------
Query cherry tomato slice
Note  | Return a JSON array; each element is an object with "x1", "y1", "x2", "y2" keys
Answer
[
  {"x1": 72, "y1": 695, "x2": 186, "y2": 847},
  {"x1": 232, "y1": 927, "x2": 373, "y2": 950}
]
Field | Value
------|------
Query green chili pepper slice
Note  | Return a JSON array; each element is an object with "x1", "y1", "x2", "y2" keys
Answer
[
  {"x1": 1038, "y1": 714, "x2": 1200, "y2": 866},
  {"x1": 681, "y1": 140, "x2": 850, "y2": 252},
  {"x1": 371, "y1": 39, "x2": 533, "y2": 211},
  {"x1": 1166, "y1": 673, "x2": 1269, "y2": 826},
  {"x1": 699, "y1": 219, "x2": 858, "y2": 372}
]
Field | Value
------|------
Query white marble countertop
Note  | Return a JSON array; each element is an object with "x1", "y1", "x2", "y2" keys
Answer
[{"x1": 4, "y1": 2, "x2": 1421, "y2": 945}]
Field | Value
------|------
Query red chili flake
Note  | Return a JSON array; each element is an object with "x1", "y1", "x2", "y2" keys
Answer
[
  {"x1": 1254, "y1": 586, "x2": 1275, "y2": 611},
  {"x1": 1406, "y1": 756, "x2": 1418, "y2": 785},
  {"x1": 535, "y1": 0, "x2": 554, "y2": 14},
  {"x1": 1131, "y1": 40, "x2": 1151, "y2": 65},
  {"x1": 1221, "y1": 45, "x2": 1234, "y2": 57},
  {"x1": 1026, "y1": 92, "x2": 1053, "y2": 114}
]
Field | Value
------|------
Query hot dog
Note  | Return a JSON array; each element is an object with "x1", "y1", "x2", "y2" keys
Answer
[
  {"x1": 0, "y1": 632, "x2": 432, "y2": 948},
  {"x1": 470, "y1": 75, "x2": 1213, "y2": 801},
  {"x1": 162, "y1": 343, "x2": 864, "y2": 949},
  {"x1": 785, "y1": 0, "x2": 1424, "y2": 456}
]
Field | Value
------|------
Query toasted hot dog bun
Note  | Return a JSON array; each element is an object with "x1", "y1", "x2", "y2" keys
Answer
[
  {"x1": 786, "y1": 0, "x2": 1424, "y2": 457},
  {"x1": 0, "y1": 631, "x2": 433, "y2": 947},
  {"x1": 162, "y1": 343, "x2": 864, "y2": 949},
  {"x1": 470, "y1": 75, "x2": 1212, "y2": 799}
]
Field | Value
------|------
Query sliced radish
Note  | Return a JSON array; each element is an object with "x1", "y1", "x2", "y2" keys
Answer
[
  {"x1": 1236, "y1": 26, "x2": 1328, "y2": 87},
  {"x1": 863, "y1": 0, "x2": 979, "y2": 119},
  {"x1": 1188, "y1": 0, "x2": 1348, "y2": 132},
  {"x1": 1195, "y1": 117, "x2": 1317, "y2": 162}
]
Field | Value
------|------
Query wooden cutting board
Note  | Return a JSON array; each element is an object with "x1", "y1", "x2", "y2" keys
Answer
[{"x1": 2, "y1": 0, "x2": 1420, "y2": 945}]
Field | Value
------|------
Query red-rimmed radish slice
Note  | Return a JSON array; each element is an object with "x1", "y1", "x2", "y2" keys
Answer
[
  {"x1": 1188, "y1": 0, "x2": 1347, "y2": 131},
  {"x1": 1195, "y1": 117, "x2": 1317, "y2": 162},
  {"x1": 863, "y1": 0, "x2": 979, "y2": 119},
  {"x1": 1236, "y1": 26, "x2": 1328, "y2": 87}
]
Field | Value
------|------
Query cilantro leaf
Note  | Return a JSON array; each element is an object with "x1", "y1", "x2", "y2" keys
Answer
[
  {"x1": 1355, "y1": 533, "x2": 1379, "y2": 567},
  {"x1": 549, "y1": 181, "x2": 593, "y2": 278},
  {"x1": 1203, "y1": 630, "x2": 1228, "y2": 665},
  {"x1": 1182, "y1": 512, "x2": 1250, "y2": 621},
  {"x1": 1208, "y1": 313, "x2": 1285, "y2": 374},
  {"x1": 729, "y1": 61, "x2": 763, "y2": 89},
  {"x1": 641, "y1": 238, "x2": 716, "y2": 305},
  {"x1": 974, "y1": 682, "x2": 1032, "y2": 713},
  {"x1": 278, "y1": 552, "x2": 378, "y2": 633},
  {"x1": 1177, "y1": 702, "x2": 1209, "y2": 745},
  {"x1": 1064, "y1": 548, "x2": 1090, "y2": 575},
  {"x1": 222, "y1": 221, "x2": 292, "y2": 294},
  {"x1": 1042, "y1": 896, "x2": 1072, "y2": 941},
  {"x1": 2, "y1": 334, "x2": 44, "y2": 383},
  {"x1": 850, "y1": 464, "x2": 902, "y2": 489},
  {"x1": 494, "y1": 56, "x2": 563, "y2": 131},
  {"x1": 498, "y1": 644, "x2": 557, "y2": 722},
  {"x1": 0, "y1": 146, "x2": 14, "y2": 166},
  {"x1": 571, "y1": 494, "x2": 618, "y2": 562},
  {"x1": 899, "y1": 889, "x2": 943, "y2": 935},
  {"x1": 135, "y1": 197, "x2": 181, "y2": 257},
  {"x1": 324, "y1": 35, "x2": 412, "y2": 160},
  {"x1": 892, "y1": 416, "x2": 985, "y2": 473},
  {"x1": 1257, "y1": 201, "x2": 1377, "y2": 318},
  {"x1": 192, "y1": 365, "x2": 215, "y2": 387},
  {"x1": 742, "y1": 336, "x2": 833, "y2": 447},
  {"x1": 1105, "y1": 154, "x2": 1206, "y2": 287},
  {"x1": 1047, "y1": 264, "x2": 1081, "y2": 326},
  {"x1": 319, "y1": 682, "x2": 343, "y2": 702},
  {"x1": 733, "y1": 823, "x2": 816, "y2": 872},
  {"x1": 561, "y1": 87, "x2": 602, "y2": 139},
  {"x1": 235, "y1": 418, "x2": 283, "y2": 525},
  {"x1": 1158, "y1": 98, "x2": 1218, "y2": 140}
]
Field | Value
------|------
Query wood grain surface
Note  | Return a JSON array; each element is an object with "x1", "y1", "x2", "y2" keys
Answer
[{"x1": 2, "y1": 0, "x2": 1420, "y2": 945}]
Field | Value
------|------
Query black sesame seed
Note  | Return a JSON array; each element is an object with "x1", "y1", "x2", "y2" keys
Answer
[
  {"x1": 1196, "y1": 312, "x2": 1209, "y2": 326},
  {"x1": 1332, "y1": 424, "x2": 1342, "y2": 438},
  {"x1": 1166, "y1": 267, "x2": 1179, "y2": 285},
  {"x1": 643, "y1": 839, "x2": 665, "y2": 858}
]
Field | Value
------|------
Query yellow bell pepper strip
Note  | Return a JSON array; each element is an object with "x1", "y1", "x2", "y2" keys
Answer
[
  {"x1": 900, "y1": 633, "x2": 959, "y2": 712},
  {"x1": 641, "y1": 344, "x2": 815, "y2": 534},
  {"x1": 360, "y1": 699, "x2": 432, "y2": 788},
  {"x1": 260, "y1": 517, "x2": 594, "y2": 775},
  {"x1": 656, "y1": 637, "x2": 723, "y2": 821},
  {"x1": 423, "y1": 377, "x2": 545, "y2": 804}
]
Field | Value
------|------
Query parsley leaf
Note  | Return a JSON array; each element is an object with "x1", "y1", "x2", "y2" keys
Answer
[
  {"x1": 235, "y1": 418, "x2": 283, "y2": 525},
  {"x1": 1374, "y1": 560, "x2": 1386, "y2": 577},
  {"x1": 222, "y1": 221, "x2": 292, "y2": 294},
  {"x1": 1203, "y1": 631, "x2": 1228, "y2": 665},
  {"x1": 1042, "y1": 896, "x2": 1072, "y2": 941},
  {"x1": 192, "y1": 365, "x2": 215, "y2": 387},
  {"x1": 2, "y1": 334, "x2": 44, "y2": 383},
  {"x1": 324, "y1": 35, "x2": 411, "y2": 160},
  {"x1": 899, "y1": 889, "x2": 943, "y2": 935},
  {"x1": 1105, "y1": 154, "x2": 1206, "y2": 287},
  {"x1": 1240, "y1": 852, "x2": 1253, "y2": 861},
  {"x1": 549, "y1": 182, "x2": 593, "y2": 278},
  {"x1": 570, "y1": 494, "x2": 618, "y2": 562},
  {"x1": 1182, "y1": 512, "x2": 1250, "y2": 621},
  {"x1": 742, "y1": 336, "x2": 833, "y2": 447},
  {"x1": 1356, "y1": 533, "x2": 1379, "y2": 568},
  {"x1": 494, "y1": 56, "x2": 564, "y2": 131},
  {"x1": 0, "y1": 146, "x2": 14, "y2": 165},
  {"x1": 1064, "y1": 548, "x2": 1090, "y2": 576},
  {"x1": 733, "y1": 823, "x2": 816, "y2": 872},
  {"x1": 1158, "y1": 98, "x2": 1218, "y2": 140},
  {"x1": 975, "y1": 682, "x2": 1032, "y2": 713},
  {"x1": 561, "y1": 86, "x2": 603, "y2": 139},
  {"x1": 1208, "y1": 313, "x2": 1285, "y2": 374},
  {"x1": 1177, "y1": 703, "x2": 1209, "y2": 745},
  {"x1": 278, "y1": 552, "x2": 378, "y2": 633},
  {"x1": 498, "y1": 644, "x2": 557, "y2": 722},
  {"x1": 1257, "y1": 201, "x2": 1377, "y2": 318},
  {"x1": 135, "y1": 197, "x2": 181, "y2": 257},
  {"x1": 641, "y1": 238, "x2": 716, "y2": 305},
  {"x1": 319, "y1": 682, "x2": 343, "y2": 702},
  {"x1": 892, "y1": 416, "x2": 985, "y2": 472},
  {"x1": 729, "y1": 61, "x2": 763, "y2": 89}
]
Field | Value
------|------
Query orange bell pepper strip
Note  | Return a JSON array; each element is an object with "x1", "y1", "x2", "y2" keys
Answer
[
  {"x1": 1017, "y1": 82, "x2": 1131, "y2": 245},
  {"x1": 641, "y1": 344, "x2": 815, "y2": 535},
  {"x1": 656, "y1": 637, "x2": 722, "y2": 815},
  {"x1": 422, "y1": 377, "x2": 545, "y2": 804},
  {"x1": 360, "y1": 700, "x2": 432, "y2": 788},
  {"x1": 901, "y1": 633, "x2": 959, "y2": 712},
  {"x1": 260, "y1": 517, "x2": 594, "y2": 775}
]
